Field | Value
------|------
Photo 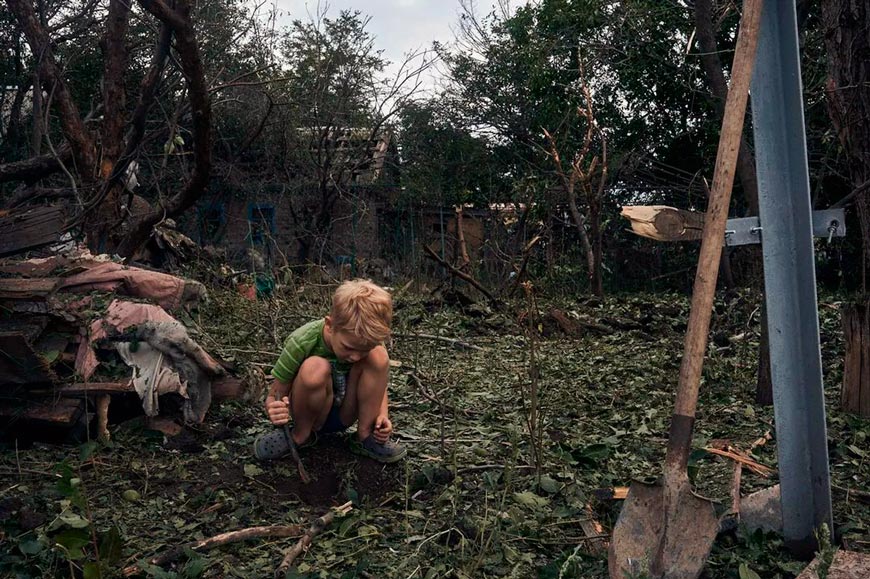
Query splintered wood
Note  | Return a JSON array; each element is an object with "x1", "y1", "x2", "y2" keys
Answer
[
  {"x1": 705, "y1": 436, "x2": 775, "y2": 477},
  {"x1": 620, "y1": 205, "x2": 705, "y2": 242}
]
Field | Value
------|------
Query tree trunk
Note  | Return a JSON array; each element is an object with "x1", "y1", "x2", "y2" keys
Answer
[
  {"x1": 589, "y1": 197, "x2": 604, "y2": 297},
  {"x1": 3, "y1": 0, "x2": 210, "y2": 259},
  {"x1": 842, "y1": 301, "x2": 870, "y2": 417},
  {"x1": 822, "y1": 0, "x2": 870, "y2": 414},
  {"x1": 30, "y1": 72, "x2": 42, "y2": 155},
  {"x1": 694, "y1": 0, "x2": 760, "y2": 216},
  {"x1": 566, "y1": 192, "x2": 596, "y2": 292}
]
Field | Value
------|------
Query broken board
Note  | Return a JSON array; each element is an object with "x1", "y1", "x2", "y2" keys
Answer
[
  {"x1": 0, "y1": 205, "x2": 65, "y2": 257},
  {"x1": 0, "y1": 332, "x2": 56, "y2": 386}
]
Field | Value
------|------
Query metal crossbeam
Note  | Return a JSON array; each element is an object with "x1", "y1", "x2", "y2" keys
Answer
[{"x1": 724, "y1": 208, "x2": 846, "y2": 247}]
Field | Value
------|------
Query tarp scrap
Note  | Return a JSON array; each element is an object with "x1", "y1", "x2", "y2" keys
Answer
[
  {"x1": 116, "y1": 341, "x2": 189, "y2": 418},
  {"x1": 58, "y1": 261, "x2": 205, "y2": 311},
  {"x1": 0, "y1": 248, "x2": 207, "y2": 311}
]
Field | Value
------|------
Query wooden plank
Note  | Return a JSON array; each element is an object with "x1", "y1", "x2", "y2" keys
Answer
[
  {"x1": 0, "y1": 314, "x2": 51, "y2": 342},
  {"x1": 0, "y1": 205, "x2": 65, "y2": 257},
  {"x1": 0, "y1": 278, "x2": 60, "y2": 299},
  {"x1": 841, "y1": 303, "x2": 869, "y2": 416},
  {"x1": 0, "y1": 332, "x2": 56, "y2": 386},
  {"x1": 30, "y1": 382, "x2": 133, "y2": 395},
  {"x1": 0, "y1": 397, "x2": 83, "y2": 425}
]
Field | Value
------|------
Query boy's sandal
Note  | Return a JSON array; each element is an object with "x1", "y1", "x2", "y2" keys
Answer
[
  {"x1": 351, "y1": 434, "x2": 407, "y2": 463},
  {"x1": 254, "y1": 427, "x2": 317, "y2": 461}
]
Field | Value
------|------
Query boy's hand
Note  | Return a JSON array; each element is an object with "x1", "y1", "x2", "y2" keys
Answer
[
  {"x1": 266, "y1": 396, "x2": 291, "y2": 425},
  {"x1": 373, "y1": 414, "x2": 393, "y2": 443}
]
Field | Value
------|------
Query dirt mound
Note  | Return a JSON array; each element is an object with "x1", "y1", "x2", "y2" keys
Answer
[{"x1": 256, "y1": 435, "x2": 402, "y2": 508}]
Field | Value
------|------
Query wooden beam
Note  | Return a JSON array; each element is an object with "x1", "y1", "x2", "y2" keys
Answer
[
  {"x1": 620, "y1": 205, "x2": 705, "y2": 242},
  {"x1": 29, "y1": 382, "x2": 134, "y2": 395},
  {"x1": 0, "y1": 278, "x2": 60, "y2": 299},
  {"x1": 0, "y1": 397, "x2": 83, "y2": 425}
]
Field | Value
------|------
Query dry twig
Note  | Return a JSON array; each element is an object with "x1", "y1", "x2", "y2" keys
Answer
[
  {"x1": 392, "y1": 332, "x2": 482, "y2": 351},
  {"x1": 274, "y1": 501, "x2": 353, "y2": 577}
]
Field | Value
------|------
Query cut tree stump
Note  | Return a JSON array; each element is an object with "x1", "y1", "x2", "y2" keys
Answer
[{"x1": 842, "y1": 301, "x2": 870, "y2": 417}]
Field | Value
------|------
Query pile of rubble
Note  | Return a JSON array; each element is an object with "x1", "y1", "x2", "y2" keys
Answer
[{"x1": 0, "y1": 222, "x2": 257, "y2": 442}]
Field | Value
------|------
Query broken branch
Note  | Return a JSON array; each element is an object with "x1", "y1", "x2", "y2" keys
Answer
[
  {"x1": 274, "y1": 502, "x2": 353, "y2": 577},
  {"x1": 423, "y1": 244, "x2": 498, "y2": 305},
  {"x1": 703, "y1": 446, "x2": 775, "y2": 477}
]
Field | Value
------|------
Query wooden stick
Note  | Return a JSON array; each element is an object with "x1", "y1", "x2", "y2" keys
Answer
[
  {"x1": 96, "y1": 394, "x2": 110, "y2": 442},
  {"x1": 508, "y1": 234, "x2": 542, "y2": 297},
  {"x1": 455, "y1": 464, "x2": 536, "y2": 475},
  {"x1": 122, "y1": 525, "x2": 304, "y2": 575},
  {"x1": 392, "y1": 332, "x2": 483, "y2": 351},
  {"x1": 580, "y1": 503, "x2": 609, "y2": 554},
  {"x1": 832, "y1": 485, "x2": 870, "y2": 505},
  {"x1": 669, "y1": 0, "x2": 763, "y2": 447},
  {"x1": 283, "y1": 425, "x2": 310, "y2": 484},
  {"x1": 455, "y1": 206, "x2": 471, "y2": 272},
  {"x1": 274, "y1": 502, "x2": 352, "y2": 577},
  {"x1": 404, "y1": 369, "x2": 464, "y2": 417},
  {"x1": 729, "y1": 460, "x2": 743, "y2": 516},
  {"x1": 592, "y1": 487, "x2": 629, "y2": 501}
]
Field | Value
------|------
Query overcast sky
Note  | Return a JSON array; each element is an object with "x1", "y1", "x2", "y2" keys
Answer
[{"x1": 272, "y1": 1, "x2": 494, "y2": 92}]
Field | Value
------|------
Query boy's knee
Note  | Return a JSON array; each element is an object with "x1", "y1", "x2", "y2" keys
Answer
[
  {"x1": 365, "y1": 345, "x2": 389, "y2": 371},
  {"x1": 296, "y1": 357, "x2": 332, "y2": 390}
]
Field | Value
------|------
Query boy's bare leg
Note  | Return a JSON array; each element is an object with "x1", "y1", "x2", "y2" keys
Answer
[
  {"x1": 340, "y1": 345, "x2": 389, "y2": 440},
  {"x1": 290, "y1": 356, "x2": 334, "y2": 444}
]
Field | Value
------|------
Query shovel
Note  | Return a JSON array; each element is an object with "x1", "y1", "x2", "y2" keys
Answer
[{"x1": 608, "y1": 1, "x2": 764, "y2": 577}]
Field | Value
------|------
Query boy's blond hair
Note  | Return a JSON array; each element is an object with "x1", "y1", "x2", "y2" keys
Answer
[{"x1": 331, "y1": 279, "x2": 392, "y2": 344}]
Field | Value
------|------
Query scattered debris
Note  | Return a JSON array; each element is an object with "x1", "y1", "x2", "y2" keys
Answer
[
  {"x1": 123, "y1": 524, "x2": 305, "y2": 574},
  {"x1": 0, "y1": 247, "x2": 253, "y2": 440}
]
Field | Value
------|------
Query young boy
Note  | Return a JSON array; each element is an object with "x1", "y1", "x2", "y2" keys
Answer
[{"x1": 254, "y1": 279, "x2": 406, "y2": 463}]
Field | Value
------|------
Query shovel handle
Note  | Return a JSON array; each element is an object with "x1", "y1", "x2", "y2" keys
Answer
[{"x1": 667, "y1": 0, "x2": 764, "y2": 471}]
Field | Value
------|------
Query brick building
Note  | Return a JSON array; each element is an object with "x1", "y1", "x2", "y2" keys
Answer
[{"x1": 182, "y1": 129, "x2": 398, "y2": 268}]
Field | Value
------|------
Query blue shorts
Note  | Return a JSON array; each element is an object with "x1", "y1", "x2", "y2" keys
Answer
[{"x1": 317, "y1": 405, "x2": 348, "y2": 434}]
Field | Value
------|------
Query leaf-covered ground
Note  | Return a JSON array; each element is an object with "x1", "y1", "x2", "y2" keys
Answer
[{"x1": 1, "y1": 282, "x2": 868, "y2": 578}]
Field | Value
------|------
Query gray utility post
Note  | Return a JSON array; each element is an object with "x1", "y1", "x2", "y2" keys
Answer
[{"x1": 750, "y1": 0, "x2": 834, "y2": 556}]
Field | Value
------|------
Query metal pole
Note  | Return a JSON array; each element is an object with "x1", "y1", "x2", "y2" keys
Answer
[{"x1": 750, "y1": 0, "x2": 833, "y2": 556}]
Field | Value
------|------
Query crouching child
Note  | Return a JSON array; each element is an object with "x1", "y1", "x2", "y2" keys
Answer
[{"x1": 254, "y1": 279, "x2": 406, "y2": 463}]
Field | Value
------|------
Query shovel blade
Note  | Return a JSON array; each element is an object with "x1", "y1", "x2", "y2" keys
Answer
[{"x1": 609, "y1": 481, "x2": 718, "y2": 579}]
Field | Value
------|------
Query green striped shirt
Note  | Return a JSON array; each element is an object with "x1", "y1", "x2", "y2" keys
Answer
[{"x1": 271, "y1": 319, "x2": 351, "y2": 383}]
